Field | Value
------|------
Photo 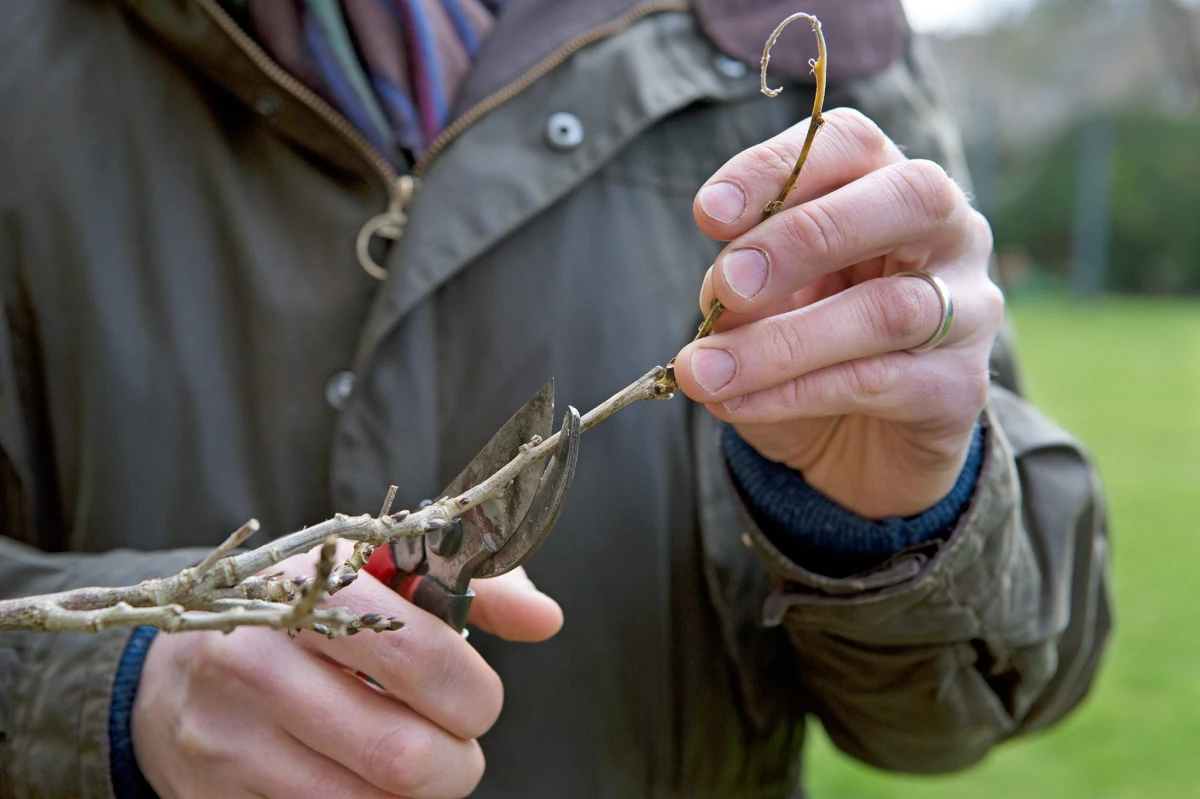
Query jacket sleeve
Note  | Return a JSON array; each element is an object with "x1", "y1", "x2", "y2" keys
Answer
[
  {"x1": 0, "y1": 540, "x2": 209, "y2": 798},
  {"x1": 0, "y1": 215, "x2": 209, "y2": 798},
  {"x1": 736, "y1": 364, "x2": 1111, "y2": 772}
]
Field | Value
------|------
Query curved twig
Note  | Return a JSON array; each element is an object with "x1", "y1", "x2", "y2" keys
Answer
[
  {"x1": 686, "y1": 13, "x2": 829, "y2": 344},
  {"x1": 760, "y1": 13, "x2": 828, "y2": 215}
]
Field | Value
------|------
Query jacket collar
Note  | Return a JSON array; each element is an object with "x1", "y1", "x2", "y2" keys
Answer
[
  {"x1": 458, "y1": 0, "x2": 906, "y2": 113},
  {"x1": 120, "y1": 0, "x2": 907, "y2": 167},
  {"x1": 692, "y1": 0, "x2": 906, "y2": 86},
  {"x1": 118, "y1": 0, "x2": 381, "y2": 180}
]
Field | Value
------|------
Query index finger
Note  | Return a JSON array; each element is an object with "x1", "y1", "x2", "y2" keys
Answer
[{"x1": 693, "y1": 108, "x2": 905, "y2": 241}]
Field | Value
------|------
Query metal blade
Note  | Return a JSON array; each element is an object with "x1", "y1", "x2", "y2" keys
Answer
[
  {"x1": 440, "y1": 380, "x2": 555, "y2": 548},
  {"x1": 474, "y1": 405, "x2": 581, "y2": 578}
]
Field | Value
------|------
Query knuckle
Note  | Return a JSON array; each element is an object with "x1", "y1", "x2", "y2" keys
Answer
[
  {"x1": 406, "y1": 628, "x2": 462, "y2": 701},
  {"x1": 368, "y1": 723, "x2": 435, "y2": 794},
  {"x1": 195, "y1": 632, "x2": 269, "y2": 691},
  {"x1": 176, "y1": 714, "x2": 229, "y2": 765},
  {"x1": 393, "y1": 629, "x2": 502, "y2": 739},
  {"x1": 968, "y1": 209, "x2": 995, "y2": 253},
  {"x1": 748, "y1": 138, "x2": 803, "y2": 184},
  {"x1": 470, "y1": 670, "x2": 504, "y2": 738},
  {"x1": 979, "y1": 278, "x2": 1006, "y2": 331},
  {"x1": 781, "y1": 374, "x2": 812, "y2": 411},
  {"x1": 764, "y1": 316, "x2": 808, "y2": 369},
  {"x1": 191, "y1": 633, "x2": 238, "y2": 681},
  {"x1": 783, "y1": 201, "x2": 844, "y2": 265},
  {"x1": 891, "y1": 159, "x2": 958, "y2": 224},
  {"x1": 843, "y1": 357, "x2": 899, "y2": 402},
  {"x1": 872, "y1": 278, "x2": 930, "y2": 342},
  {"x1": 827, "y1": 107, "x2": 890, "y2": 159}
]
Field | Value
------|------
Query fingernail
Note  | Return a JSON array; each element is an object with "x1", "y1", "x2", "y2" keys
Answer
[
  {"x1": 692, "y1": 348, "x2": 738, "y2": 393},
  {"x1": 722, "y1": 248, "x2": 769, "y2": 299},
  {"x1": 722, "y1": 396, "x2": 745, "y2": 412},
  {"x1": 698, "y1": 182, "x2": 746, "y2": 224}
]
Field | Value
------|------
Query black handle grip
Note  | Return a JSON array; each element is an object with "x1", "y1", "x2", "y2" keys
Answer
[{"x1": 405, "y1": 575, "x2": 475, "y2": 632}]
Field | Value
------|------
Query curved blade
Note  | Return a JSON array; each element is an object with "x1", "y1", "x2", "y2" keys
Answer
[
  {"x1": 441, "y1": 381, "x2": 554, "y2": 544},
  {"x1": 475, "y1": 405, "x2": 582, "y2": 578}
]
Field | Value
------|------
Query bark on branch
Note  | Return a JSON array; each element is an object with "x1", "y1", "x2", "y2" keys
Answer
[{"x1": 0, "y1": 367, "x2": 671, "y2": 637}]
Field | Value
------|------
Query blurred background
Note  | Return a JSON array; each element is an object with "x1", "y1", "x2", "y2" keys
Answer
[{"x1": 806, "y1": 1, "x2": 1200, "y2": 796}]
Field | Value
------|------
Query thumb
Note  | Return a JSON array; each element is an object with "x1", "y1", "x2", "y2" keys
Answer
[{"x1": 467, "y1": 567, "x2": 563, "y2": 642}]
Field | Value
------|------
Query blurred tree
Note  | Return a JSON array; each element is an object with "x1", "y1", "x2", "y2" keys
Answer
[
  {"x1": 991, "y1": 111, "x2": 1200, "y2": 295},
  {"x1": 1152, "y1": 0, "x2": 1200, "y2": 95}
]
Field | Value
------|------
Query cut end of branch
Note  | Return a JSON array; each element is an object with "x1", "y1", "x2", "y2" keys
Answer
[
  {"x1": 379, "y1": 485, "x2": 399, "y2": 517},
  {"x1": 195, "y1": 519, "x2": 261, "y2": 575}
]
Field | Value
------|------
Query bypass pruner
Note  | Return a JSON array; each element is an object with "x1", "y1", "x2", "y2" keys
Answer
[{"x1": 364, "y1": 381, "x2": 581, "y2": 632}]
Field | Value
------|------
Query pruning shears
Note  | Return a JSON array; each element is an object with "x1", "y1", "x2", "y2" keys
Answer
[{"x1": 364, "y1": 382, "x2": 581, "y2": 632}]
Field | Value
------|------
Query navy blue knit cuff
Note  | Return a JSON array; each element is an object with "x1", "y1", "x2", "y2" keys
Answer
[
  {"x1": 723, "y1": 422, "x2": 985, "y2": 577},
  {"x1": 109, "y1": 626, "x2": 160, "y2": 799}
]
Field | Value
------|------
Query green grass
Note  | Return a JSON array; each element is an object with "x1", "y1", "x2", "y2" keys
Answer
[{"x1": 805, "y1": 297, "x2": 1200, "y2": 799}]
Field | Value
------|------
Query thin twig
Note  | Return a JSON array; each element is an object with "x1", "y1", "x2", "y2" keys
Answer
[
  {"x1": 329, "y1": 487, "x2": 397, "y2": 594},
  {"x1": 195, "y1": 519, "x2": 260, "y2": 575},
  {"x1": 681, "y1": 13, "x2": 829, "y2": 348},
  {"x1": 760, "y1": 14, "x2": 828, "y2": 216},
  {"x1": 290, "y1": 536, "x2": 338, "y2": 623},
  {"x1": 379, "y1": 485, "x2": 398, "y2": 516}
]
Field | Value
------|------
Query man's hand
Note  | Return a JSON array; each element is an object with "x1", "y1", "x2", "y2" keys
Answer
[
  {"x1": 673, "y1": 108, "x2": 1003, "y2": 520},
  {"x1": 132, "y1": 549, "x2": 562, "y2": 799}
]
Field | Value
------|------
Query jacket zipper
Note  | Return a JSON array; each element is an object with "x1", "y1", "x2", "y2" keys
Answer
[{"x1": 194, "y1": 0, "x2": 688, "y2": 276}]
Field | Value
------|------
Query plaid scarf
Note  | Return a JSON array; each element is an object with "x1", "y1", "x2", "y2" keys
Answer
[{"x1": 230, "y1": 0, "x2": 505, "y2": 166}]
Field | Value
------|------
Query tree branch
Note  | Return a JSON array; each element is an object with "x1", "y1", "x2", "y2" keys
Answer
[{"x1": 0, "y1": 367, "x2": 672, "y2": 637}]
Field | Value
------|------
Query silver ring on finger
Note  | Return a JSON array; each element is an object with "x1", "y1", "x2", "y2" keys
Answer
[{"x1": 894, "y1": 271, "x2": 955, "y2": 353}]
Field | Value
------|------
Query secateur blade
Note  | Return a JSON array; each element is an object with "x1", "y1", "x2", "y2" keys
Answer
[
  {"x1": 441, "y1": 380, "x2": 556, "y2": 543},
  {"x1": 474, "y1": 405, "x2": 582, "y2": 578},
  {"x1": 419, "y1": 381, "x2": 567, "y2": 594},
  {"x1": 393, "y1": 382, "x2": 553, "y2": 584},
  {"x1": 387, "y1": 398, "x2": 583, "y2": 631}
]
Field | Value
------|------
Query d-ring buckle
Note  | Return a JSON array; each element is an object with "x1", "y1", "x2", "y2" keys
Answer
[
  {"x1": 356, "y1": 176, "x2": 418, "y2": 281},
  {"x1": 356, "y1": 210, "x2": 407, "y2": 281}
]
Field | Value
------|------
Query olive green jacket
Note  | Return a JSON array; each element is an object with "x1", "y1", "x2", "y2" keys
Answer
[{"x1": 0, "y1": 1, "x2": 1110, "y2": 796}]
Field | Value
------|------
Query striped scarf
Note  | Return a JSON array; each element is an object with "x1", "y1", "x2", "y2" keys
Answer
[{"x1": 231, "y1": 0, "x2": 505, "y2": 166}]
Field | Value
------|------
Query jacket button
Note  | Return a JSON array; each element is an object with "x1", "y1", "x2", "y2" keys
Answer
[
  {"x1": 545, "y1": 112, "x2": 584, "y2": 151},
  {"x1": 712, "y1": 53, "x2": 749, "y2": 78},
  {"x1": 255, "y1": 92, "x2": 282, "y2": 117},
  {"x1": 325, "y1": 371, "x2": 355, "y2": 410}
]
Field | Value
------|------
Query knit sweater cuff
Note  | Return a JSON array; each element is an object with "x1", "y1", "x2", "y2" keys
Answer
[
  {"x1": 109, "y1": 626, "x2": 160, "y2": 799},
  {"x1": 722, "y1": 422, "x2": 985, "y2": 577}
]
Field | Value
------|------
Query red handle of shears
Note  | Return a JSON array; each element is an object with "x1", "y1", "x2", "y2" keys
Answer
[{"x1": 363, "y1": 544, "x2": 474, "y2": 631}]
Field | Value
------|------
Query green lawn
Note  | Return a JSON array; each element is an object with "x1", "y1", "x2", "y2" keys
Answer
[{"x1": 805, "y1": 297, "x2": 1200, "y2": 799}]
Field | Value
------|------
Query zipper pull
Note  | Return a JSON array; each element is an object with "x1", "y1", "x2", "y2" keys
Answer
[{"x1": 356, "y1": 176, "x2": 421, "y2": 281}]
